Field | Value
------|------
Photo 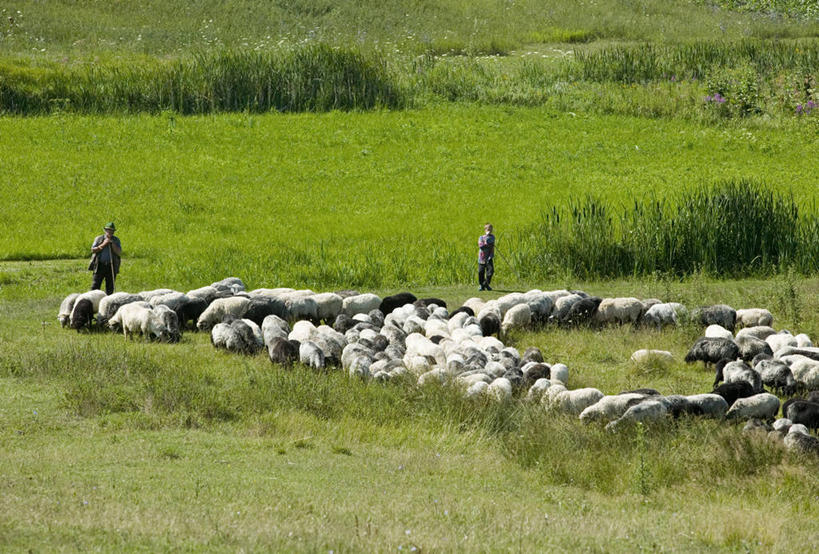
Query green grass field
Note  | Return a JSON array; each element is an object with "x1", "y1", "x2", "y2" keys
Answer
[{"x1": 3, "y1": 0, "x2": 819, "y2": 550}]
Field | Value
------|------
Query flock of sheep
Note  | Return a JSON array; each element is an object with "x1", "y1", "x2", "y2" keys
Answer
[{"x1": 57, "y1": 278, "x2": 819, "y2": 454}]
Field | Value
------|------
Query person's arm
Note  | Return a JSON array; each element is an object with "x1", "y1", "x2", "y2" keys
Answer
[
  {"x1": 478, "y1": 235, "x2": 486, "y2": 248},
  {"x1": 109, "y1": 237, "x2": 122, "y2": 256},
  {"x1": 91, "y1": 237, "x2": 104, "y2": 253}
]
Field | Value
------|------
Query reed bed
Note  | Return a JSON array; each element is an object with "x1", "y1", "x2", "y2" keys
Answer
[
  {"x1": 0, "y1": 45, "x2": 404, "y2": 114},
  {"x1": 515, "y1": 180, "x2": 819, "y2": 280}
]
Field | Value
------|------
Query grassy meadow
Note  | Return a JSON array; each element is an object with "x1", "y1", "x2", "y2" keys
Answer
[{"x1": 2, "y1": 0, "x2": 819, "y2": 551}]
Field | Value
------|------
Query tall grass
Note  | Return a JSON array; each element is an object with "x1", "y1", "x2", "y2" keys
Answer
[
  {"x1": 516, "y1": 180, "x2": 819, "y2": 279},
  {"x1": 0, "y1": 45, "x2": 404, "y2": 114}
]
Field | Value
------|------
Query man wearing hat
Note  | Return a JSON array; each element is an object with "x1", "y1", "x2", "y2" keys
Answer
[{"x1": 89, "y1": 222, "x2": 122, "y2": 295}]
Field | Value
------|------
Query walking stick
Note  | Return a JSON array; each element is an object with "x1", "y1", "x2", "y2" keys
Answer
[{"x1": 108, "y1": 243, "x2": 116, "y2": 293}]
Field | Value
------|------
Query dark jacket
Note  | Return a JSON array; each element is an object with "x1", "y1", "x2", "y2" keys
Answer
[{"x1": 89, "y1": 235, "x2": 121, "y2": 276}]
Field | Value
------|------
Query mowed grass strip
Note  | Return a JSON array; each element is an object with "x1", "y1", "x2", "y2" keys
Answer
[{"x1": 1, "y1": 106, "x2": 817, "y2": 291}]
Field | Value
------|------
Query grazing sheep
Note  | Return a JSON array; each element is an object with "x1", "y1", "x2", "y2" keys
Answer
[
  {"x1": 69, "y1": 298, "x2": 95, "y2": 331},
  {"x1": 726, "y1": 393, "x2": 780, "y2": 421},
  {"x1": 211, "y1": 277, "x2": 245, "y2": 293},
  {"x1": 177, "y1": 296, "x2": 208, "y2": 329},
  {"x1": 465, "y1": 381, "x2": 489, "y2": 399},
  {"x1": 69, "y1": 290, "x2": 107, "y2": 330},
  {"x1": 553, "y1": 388, "x2": 604, "y2": 415},
  {"x1": 210, "y1": 322, "x2": 235, "y2": 349},
  {"x1": 606, "y1": 399, "x2": 668, "y2": 431},
  {"x1": 342, "y1": 293, "x2": 382, "y2": 317},
  {"x1": 561, "y1": 297, "x2": 602, "y2": 327},
  {"x1": 152, "y1": 304, "x2": 181, "y2": 343},
  {"x1": 782, "y1": 392, "x2": 819, "y2": 419},
  {"x1": 417, "y1": 297, "x2": 448, "y2": 310},
  {"x1": 197, "y1": 296, "x2": 250, "y2": 331},
  {"x1": 97, "y1": 292, "x2": 143, "y2": 326},
  {"x1": 525, "y1": 378, "x2": 552, "y2": 402},
  {"x1": 735, "y1": 334, "x2": 773, "y2": 362},
  {"x1": 775, "y1": 346, "x2": 819, "y2": 362},
  {"x1": 550, "y1": 363, "x2": 569, "y2": 386},
  {"x1": 186, "y1": 285, "x2": 220, "y2": 305},
  {"x1": 242, "y1": 295, "x2": 288, "y2": 326},
  {"x1": 58, "y1": 293, "x2": 80, "y2": 327},
  {"x1": 630, "y1": 350, "x2": 674, "y2": 365},
  {"x1": 521, "y1": 362, "x2": 550, "y2": 384},
  {"x1": 705, "y1": 325, "x2": 733, "y2": 340},
  {"x1": 109, "y1": 302, "x2": 174, "y2": 341},
  {"x1": 785, "y1": 401, "x2": 819, "y2": 431},
  {"x1": 715, "y1": 360, "x2": 762, "y2": 392},
  {"x1": 579, "y1": 393, "x2": 647, "y2": 423},
  {"x1": 796, "y1": 334, "x2": 813, "y2": 348},
  {"x1": 735, "y1": 326, "x2": 776, "y2": 341},
  {"x1": 299, "y1": 341, "x2": 325, "y2": 369},
  {"x1": 487, "y1": 378, "x2": 513, "y2": 402},
  {"x1": 312, "y1": 292, "x2": 343, "y2": 323},
  {"x1": 790, "y1": 358, "x2": 819, "y2": 389},
  {"x1": 379, "y1": 292, "x2": 417, "y2": 315},
  {"x1": 685, "y1": 394, "x2": 730, "y2": 418},
  {"x1": 712, "y1": 381, "x2": 756, "y2": 407},
  {"x1": 755, "y1": 359, "x2": 796, "y2": 395},
  {"x1": 736, "y1": 308, "x2": 773, "y2": 329},
  {"x1": 501, "y1": 303, "x2": 531, "y2": 335},
  {"x1": 280, "y1": 292, "x2": 318, "y2": 323},
  {"x1": 267, "y1": 336, "x2": 299, "y2": 366},
  {"x1": 784, "y1": 424, "x2": 819, "y2": 455},
  {"x1": 684, "y1": 337, "x2": 739, "y2": 367},
  {"x1": 696, "y1": 304, "x2": 736, "y2": 332},
  {"x1": 640, "y1": 302, "x2": 685, "y2": 329},
  {"x1": 594, "y1": 297, "x2": 644, "y2": 326},
  {"x1": 551, "y1": 294, "x2": 584, "y2": 322},
  {"x1": 766, "y1": 332, "x2": 797, "y2": 354},
  {"x1": 478, "y1": 312, "x2": 501, "y2": 338},
  {"x1": 262, "y1": 314, "x2": 290, "y2": 345},
  {"x1": 522, "y1": 347, "x2": 544, "y2": 364},
  {"x1": 523, "y1": 290, "x2": 554, "y2": 325},
  {"x1": 449, "y1": 306, "x2": 475, "y2": 319},
  {"x1": 224, "y1": 319, "x2": 263, "y2": 354},
  {"x1": 138, "y1": 288, "x2": 176, "y2": 302}
]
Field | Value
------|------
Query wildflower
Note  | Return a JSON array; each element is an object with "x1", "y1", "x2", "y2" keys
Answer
[{"x1": 796, "y1": 104, "x2": 803, "y2": 115}]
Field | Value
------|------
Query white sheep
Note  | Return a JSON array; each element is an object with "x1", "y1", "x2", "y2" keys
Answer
[
  {"x1": 684, "y1": 394, "x2": 729, "y2": 418},
  {"x1": 784, "y1": 424, "x2": 819, "y2": 455},
  {"x1": 550, "y1": 363, "x2": 569, "y2": 386},
  {"x1": 579, "y1": 393, "x2": 647, "y2": 423},
  {"x1": 197, "y1": 296, "x2": 250, "y2": 331},
  {"x1": 766, "y1": 332, "x2": 797, "y2": 353},
  {"x1": 725, "y1": 393, "x2": 780, "y2": 421},
  {"x1": 97, "y1": 292, "x2": 143, "y2": 325},
  {"x1": 487, "y1": 378, "x2": 513, "y2": 402},
  {"x1": 262, "y1": 314, "x2": 290, "y2": 346},
  {"x1": 705, "y1": 324, "x2": 733, "y2": 340},
  {"x1": 342, "y1": 293, "x2": 382, "y2": 317},
  {"x1": 735, "y1": 326, "x2": 776, "y2": 341},
  {"x1": 186, "y1": 285, "x2": 220, "y2": 304},
  {"x1": 299, "y1": 341, "x2": 325, "y2": 369},
  {"x1": 594, "y1": 297, "x2": 644, "y2": 326},
  {"x1": 496, "y1": 293, "x2": 526, "y2": 318},
  {"x1": 461, "y1": 297, "x2": 486, "y2": 316},
  {"x1": 522, "y1": 290, "x2": 555, "y2": 323},
  {"x1": 312, "y1": 292, "x2": 343, "y2": 322},
  {"x1": 553, "y1": 388, "x2": 604, "y2": 415},
  {"x1": 736, "y1": 308, "x2": 773, "y2": 328},
  {"x1": 58, "y1": 293, "x2": 80, "y2": 327},
  {"x1": 552, "y1": 294, "x2": 583, "y2": 321},
  {"x1": 501, "y1": 303, "x2": 532, "y2": 335},
  {"x1": 525, "y1": 378, "x2": 552, "y2": 402},
  {"x1": 630, "y1": 350, "x2": 674, "y2": 365},
  {"x1": 211, "y1": 277, "x2": 245, "y2": 293},
  {"x1": 606, "y1": 399, "x2": 668, "y2": 431},
  {"x1": 465, "y1": 381, "x2": 489, "y2": 399},
  {"x1": 796, "y1": 334, "x2": 813, "y2": 348},
  {"x1": 279, "y1": 291, "x2": 318, "y2": 322},
  {"x1": 289, "y1": 320, "x2": 317, "y2": 343},
  {"x1": 108, "y1": 302, "x2": 174, "y2": 341},
  {"x1": 640, "y1": 302, "x2": 680, "y2": 329}
]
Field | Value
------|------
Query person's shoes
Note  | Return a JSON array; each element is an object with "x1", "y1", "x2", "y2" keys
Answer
[
  {"x1": 485, "y1": 285, "x2": 492, "y2": 291},
  {"x1": 479, "y1": 286, "x2": 485, "y2": 291}
]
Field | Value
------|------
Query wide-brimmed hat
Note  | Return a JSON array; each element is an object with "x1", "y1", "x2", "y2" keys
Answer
[{"x1": 103, "y1": 222, "x2": 116, "y2": 231}]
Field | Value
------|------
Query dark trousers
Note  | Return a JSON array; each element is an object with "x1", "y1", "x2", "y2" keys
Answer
[
  {"x1": 91, "y1": 263, "x2": 116, "y2": 295},
  {"x1": 478, "y1": 259, "x2": 494, "y2": 287}
]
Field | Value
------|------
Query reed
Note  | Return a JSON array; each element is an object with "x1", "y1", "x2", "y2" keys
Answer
[{"x1": 518, "y1": 180, "x2": 819, "y2": 279}]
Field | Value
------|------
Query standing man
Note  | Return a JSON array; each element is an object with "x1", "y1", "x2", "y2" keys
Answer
[
  {"x1": 478, "y1": 222, "x2": 495, "y2": 291},
  {"x1": 89, "y1": 222, "x2": 122, "y2": 295}
]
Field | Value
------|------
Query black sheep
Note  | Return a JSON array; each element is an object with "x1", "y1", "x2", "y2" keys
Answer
[
  {"x1": 449, "y1": 306, "x2": 475, "y2": 318},
  {"x1": 243, "y1": 296, "x2": 288, "y2": 326},
  {"x1": 712, "y1": 381, "x2": 756, "y2": 407},
  {"x1": 231, "y1": 319, "x2": 261, "y2": 354},
  {"x1": 785, "y1": 401, "x2": 819, "y2": 431},
  {"x1": 523, "y1": 362, "x2": 550, "y2": 384},
  {"x1": 697, "y1": 304, "x2": 737, "y2": 332},
  {"x1": 416, "y1": 297, "x2": 448, "y2": 310},
  {"x1": 779, "y1": 393, "x2": 819, "y2": 419},
  {"x1": 268, "y1": 337, "x2": 298, "y2": 367},
  {"x1": 379, "y1": 292, "x2": 417, "y2": 315},
  {"x1": 332, "y1": 314, "x2": 356, "y2": 334},
  {"x1": 560, "y1": 296, "x2": 603, "y2": 327},
  {"x1": 522, "y1": 347, "x2": 544, "y2": 364},
  {"x1": 684, "y1": 337, "x2": 739, "y2": 367},
  {"x1": 69, "y1": 298, "x2": 95, "y2": 331},
  {"x1": 178, "y1": 297, "x2": 208, "y2": 330},
  {"x1": 479, "y1": 313, "x2": 500, "y2": 338}
]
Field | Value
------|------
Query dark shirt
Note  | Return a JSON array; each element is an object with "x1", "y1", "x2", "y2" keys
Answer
[{"x1": 92, "y1": 235, "x2": 121, "y2": 264}]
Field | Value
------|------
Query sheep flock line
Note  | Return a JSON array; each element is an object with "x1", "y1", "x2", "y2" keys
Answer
[{"x1": 58, "y1": 277, "x2": 819, "y2": 455}]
